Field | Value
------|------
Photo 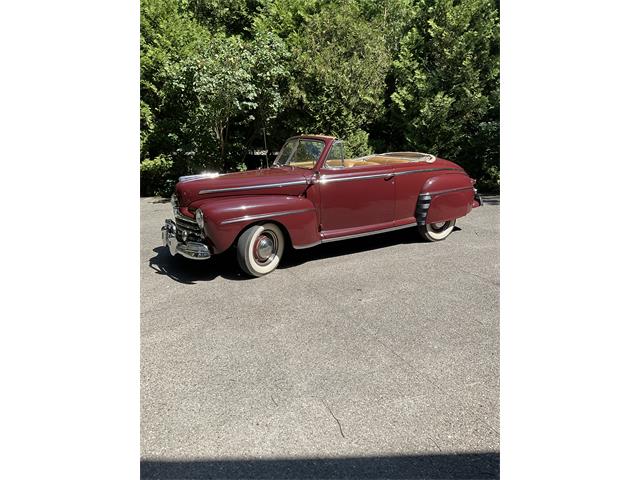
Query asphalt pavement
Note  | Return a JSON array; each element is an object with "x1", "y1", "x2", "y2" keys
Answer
[{"x1": 140, "y1": 196, "x2": 500, "y2": 479}]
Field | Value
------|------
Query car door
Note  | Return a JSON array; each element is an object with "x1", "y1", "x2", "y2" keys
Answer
[{"x1": 316, "y1": 143, "x2": 396, "y2": 236}]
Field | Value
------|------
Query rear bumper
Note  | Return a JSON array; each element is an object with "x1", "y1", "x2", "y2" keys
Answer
[
  {"x1": 473, "y1": 188, "x2": 483, "y2": 208},
  {"x1": 161, "y1": 219, "x2": 211, "y2": 260}
]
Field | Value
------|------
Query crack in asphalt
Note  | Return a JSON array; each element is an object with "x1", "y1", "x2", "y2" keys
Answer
[{"x1": 321, "y1": 398, "x2": 345, "y2": 438}]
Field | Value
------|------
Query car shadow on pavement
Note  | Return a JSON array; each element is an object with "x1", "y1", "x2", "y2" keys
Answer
[
  {"x1": 148, "y1": 227, "x2": 463, "y2": 282},
  {"x1": 280, "y1": 226, "x2": 460, "y2": 269},
  {"x1": 148, "y1": 247, "x2": 243, "y2": 284},
  {"x1": 140, "y1": 452, "x2": 499, "y2": 479}
]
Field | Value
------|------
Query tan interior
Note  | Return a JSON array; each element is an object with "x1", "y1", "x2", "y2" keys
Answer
[
  {"x1": 369, "y1": 156, "x2": 431, "y2": 165},
  {"x1": 325, "y1": 159, "x2": 378, "y2": 167},
  {"x1": 325, "y1": 156, "x2": 428, "y2": 168},
  {"x1": 288, "y1": 161, "x2": 316, "y2": 168},
  {"x1": 288, "y1": 154, "x2": 434, "y2": 169}
]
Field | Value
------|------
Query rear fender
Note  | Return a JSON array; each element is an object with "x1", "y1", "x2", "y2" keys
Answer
[
  {"x1": 195, "y1": 195, "x2": 320, "y2": 254},
  {"x1": 420, "y1": 173, "x2": 475, "y2": 224}
]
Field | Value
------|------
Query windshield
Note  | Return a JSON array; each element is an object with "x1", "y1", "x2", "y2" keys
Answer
[{"x1": 273, "y1": 139, "x2": 324, "y2": 169}]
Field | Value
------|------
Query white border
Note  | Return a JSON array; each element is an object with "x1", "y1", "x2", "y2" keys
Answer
[
  {"x1": 1, "y1": 1, "x2": 640, "y2": 479},
  {"x1": 502, "y1": 1, "x2": 640, "y2": 478},
  {"x1": 1, "y1": 1, "x2": 139, "y2": 479}
]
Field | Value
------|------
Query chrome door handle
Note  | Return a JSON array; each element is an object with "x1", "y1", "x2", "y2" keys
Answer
[{"x1": 384, "y1": 173, "x2": 395, "y2": 180}]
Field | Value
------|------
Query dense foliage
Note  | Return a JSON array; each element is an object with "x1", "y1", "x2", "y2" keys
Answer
[{"x1": 140, "y1": 0, "x2": 500, "y2": 195}]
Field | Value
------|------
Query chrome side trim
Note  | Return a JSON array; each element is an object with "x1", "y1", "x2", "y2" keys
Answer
[
  {"x1": 318, "y1": 173, "x2": 389, "y2": 183},
  {"x1": 319, "y1": 167, "x2": 461, "y2": 184},
  {"x1": 429, "y1": 186, "x2": 475, "y2": 196},
  {"x1": 394, "y1": 167, "x2": 461, "y2": 176},
  {"x1": 321, "y1": 222, "x2": 417, "y2": 243},
  {"x1": 199, "y1": 180, "x2": 308, "y2": 195},
  {"x1": 219, "y1": 208, "x2": 315, "y2": 225}
]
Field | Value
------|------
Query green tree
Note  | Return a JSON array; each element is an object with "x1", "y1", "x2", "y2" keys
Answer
[
  {"x1": 188, "y1": 0, "x2": 261, "y2": 36},
  {"x1": 139, "y1": 0, "x2": 500, "y2": 195},
  {"x1": 391, "y1": 0, "x2": 500, "y2": 190},
  {"x1": 358, "y1": 0, "x2": 417, "y2": 54},
  {"x1": 165, "y1": 34, "x2": 257, "y2": 172},
  {"x1": 257, "y1": 0, "x2": 391, "y2": 155},
  {"x1": 240, "y1": 32, "x2": 290, "y2": 162},
  {"x1": 250, "y1": 33, "x2": 289, "y2": 127},
  {"x1": 140, "y1": 0, "x2": 211, "y2": 161}
]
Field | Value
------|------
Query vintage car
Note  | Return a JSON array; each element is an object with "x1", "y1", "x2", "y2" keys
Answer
[{"x1": 162, "y1": 135, "x2": 482, "y2": 277}]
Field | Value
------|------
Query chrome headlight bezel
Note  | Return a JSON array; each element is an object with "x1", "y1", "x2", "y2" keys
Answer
[{"x1": 195, "y1": 209, "x2": 205, "y2": 229}]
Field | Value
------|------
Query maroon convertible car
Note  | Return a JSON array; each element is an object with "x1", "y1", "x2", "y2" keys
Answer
[{"x1": 162, "y1": 134, "x2": 482, "y2": 277}]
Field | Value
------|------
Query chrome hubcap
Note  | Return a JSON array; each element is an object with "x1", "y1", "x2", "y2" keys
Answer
[
  {"x1": 430, "y1": 221, "x2": 448, "y2": 232},
  {"x1": 254, "y1": 232, "x2": 277, "y2": 265},
  {"x1": 257, "y1": 237, "x2": 274, "y2": 259}
]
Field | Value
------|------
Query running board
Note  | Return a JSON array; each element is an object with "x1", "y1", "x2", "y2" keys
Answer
[{"x1": 321, "y1": 222, "x2": 417, "y2": 243}]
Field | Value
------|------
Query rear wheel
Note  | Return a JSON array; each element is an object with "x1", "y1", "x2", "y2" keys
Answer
[
  {"x1": 419, "y1": 219, "x2": 456, "y2": 242},
  {"x1": 237, "y1": 223, "x2": 285, "y2": 277}
]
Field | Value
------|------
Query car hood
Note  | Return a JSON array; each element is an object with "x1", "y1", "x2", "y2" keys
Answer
[{"x1": 175, "y1": 167, "x2": 312, "y2": 207}]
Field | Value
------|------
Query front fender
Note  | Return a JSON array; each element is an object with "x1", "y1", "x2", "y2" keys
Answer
[{"x1": 193, "y1": 195, "x2": 320, "y2": 254}]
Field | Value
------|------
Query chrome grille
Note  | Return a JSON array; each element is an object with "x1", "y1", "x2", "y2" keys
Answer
[{"x1": 175, "y1": 212, "x2": 203, "y2": 241}]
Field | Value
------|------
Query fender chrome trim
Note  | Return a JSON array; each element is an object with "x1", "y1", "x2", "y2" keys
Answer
[
  {"x1": 394, "y1": 167, "x2": 461, "y2": 176},
  {"x1": 199, "y1": 180, "x2": 308, "y2": 195},
  {"x1": 219, "y1": 208, "x2": 315, "y2": 225},
  {"x1": 428, "y1": 186, "x2": 475, "y2": 196},
  {"x1": 321, "y1": 222, "x2": 417, "y2": 243},
  {"x1": 319, "y1": 167, "x2": 461, "y2": 184},
  {"x1": 318, "y1": 173, "x2": 390, "y2": 183}
]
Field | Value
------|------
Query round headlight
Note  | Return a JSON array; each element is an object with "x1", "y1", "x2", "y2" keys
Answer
[{"x1": 195, "y1": 209, "x2": 205, "y2": 229}]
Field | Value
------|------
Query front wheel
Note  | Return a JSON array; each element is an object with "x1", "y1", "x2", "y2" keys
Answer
[
  {"x1": 419, "y1": 219, "x2": 456, "y2": 242},
  {"x1": 237, "y1": 223, "x2": 285, "y2": 277}
]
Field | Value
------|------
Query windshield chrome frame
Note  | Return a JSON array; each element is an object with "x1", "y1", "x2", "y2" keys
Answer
[{"x1": 273, "y1": 137, "x2": 327, "y2": 169}]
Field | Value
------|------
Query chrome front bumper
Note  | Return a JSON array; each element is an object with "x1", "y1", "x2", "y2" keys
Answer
[{"x1": 161, "y1": 219, "x2": 211, "y2": 260}]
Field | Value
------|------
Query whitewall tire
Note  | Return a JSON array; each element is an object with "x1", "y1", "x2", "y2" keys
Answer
[
  {"x1": 237, "y1": 223, "x2": 285, "y2": 277},
  {"x1": 419, "y1": 219, "x2": 456, "y2": 242}
]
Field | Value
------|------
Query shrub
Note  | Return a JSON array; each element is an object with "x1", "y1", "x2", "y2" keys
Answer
[
  {"x1": 140, "y1": 155, "x2": 174, "y2": 197},
  {"x1": 477, "y1": 165, "x2": 500, "y2": 194}
]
